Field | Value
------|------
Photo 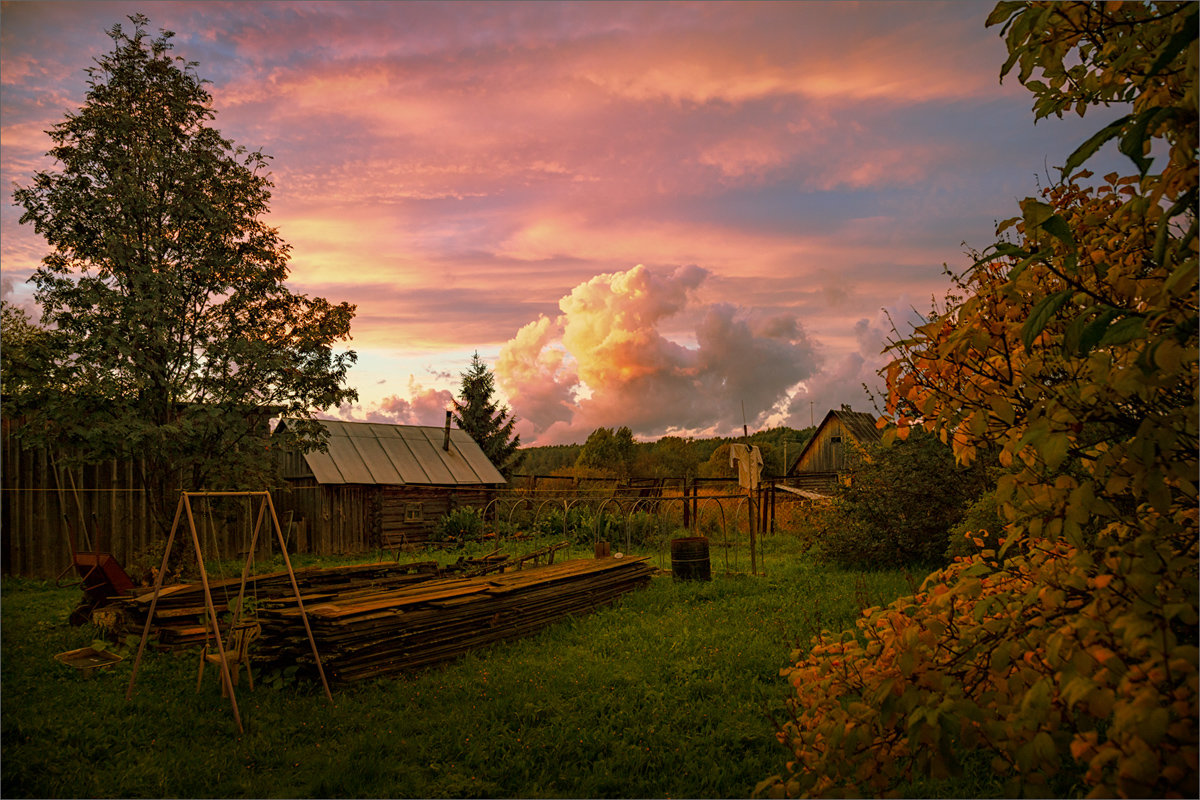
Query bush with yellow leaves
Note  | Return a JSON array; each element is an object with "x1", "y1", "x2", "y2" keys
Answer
[{"x1": 762, "y1": 3, "x2": 1197, "y2": 797}]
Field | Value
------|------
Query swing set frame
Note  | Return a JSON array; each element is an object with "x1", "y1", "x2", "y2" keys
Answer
[{"x1": 124, "y1": 491, "x2": 333, "y2": 734}]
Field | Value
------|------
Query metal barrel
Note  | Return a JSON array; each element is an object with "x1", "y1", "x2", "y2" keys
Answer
[{"x1": 670, "y1": 536, "x2": 711, "y2": 581}]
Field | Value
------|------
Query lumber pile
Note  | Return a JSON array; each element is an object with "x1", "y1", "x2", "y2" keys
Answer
[
  {"x1": 112, "y1": 561, "x2": 443, "y2": 646},
  {"x1": 255, "y1": 555, "x2": 655, "y2": 682}
]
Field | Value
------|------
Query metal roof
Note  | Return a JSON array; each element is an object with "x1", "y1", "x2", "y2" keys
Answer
[{"x1": 279, "y1": 419, "x2": 507, "y2": 486}]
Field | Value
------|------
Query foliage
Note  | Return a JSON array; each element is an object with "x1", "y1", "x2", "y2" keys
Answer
[
  {"x1": 764, "y1": 3, "x2": 1198, "y2": 797},
  {"x1": 699, "y1": 442, "x2": 738, "y2": 480},
  {"x1": 453, "y1": 352, "x2": 523, "y2": 477},
  {"x1": 632, "y1": 435, "x2": 705, "y2": 479},
  {"x1": 575, "y1": 426, "x2": 637, "y2": 479},
  {"x1": 529, "y1": 506, "x2": 621, "y2": 545},
  {"x1": 435, "y1": 507, "x2": 486, "y2": 544},
  {"x1": 2, "y1": 541, "x2": 927, "y2": 799},
  {"x1": 10, "y1": 15, "x2": 357, "y2": 536},
  {"x1": 0, "y1": 302, "x2": 47, "y2": 402},
  {"x1": 514, "y1": 443, "x2": 582, "y2": 476},
  {"x1": 517, "y1": 427, "x2": 810, "y2": 481},
  {"x1": 945, "y1": 490, "x2": 1006, "y2": 561},
  {"x1": 817, "y1": 429, "x2": 993, "y2": 570}
]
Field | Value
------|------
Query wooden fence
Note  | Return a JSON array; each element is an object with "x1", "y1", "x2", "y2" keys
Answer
[{"x1": 0, "y1": 424, "x2": 372, "y2": 579}]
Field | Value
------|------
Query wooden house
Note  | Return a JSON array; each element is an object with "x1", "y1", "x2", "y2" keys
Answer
[
  {"x1": 273, "y1": 419, "x2": 507, "y2": 552},
  {"x1": 785, "y1": 407, "x2": 882, "y2": 493}
]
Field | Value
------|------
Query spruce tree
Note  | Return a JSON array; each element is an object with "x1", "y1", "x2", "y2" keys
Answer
[{"x1": 453, "y1": 352, "x2": 523, "y2": 477}]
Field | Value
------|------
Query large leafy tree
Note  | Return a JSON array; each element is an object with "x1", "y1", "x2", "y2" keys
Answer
[
  {"x1": 453, "y1": 352, "x2": 523, "y2": 477},
  {"x1": 575, "y1": 426, "x2": 637, "y2": 479},
  {"x1": 764, "y1": 3, "x2": 1196, "y2": 797},
  {"x1": 11, "y1": 16, "x2": 357, "y2": 534}
]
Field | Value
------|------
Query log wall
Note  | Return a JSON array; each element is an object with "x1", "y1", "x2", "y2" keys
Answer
[{"x1": 378, "y1": 485, "x2": 492, "y2": 548}]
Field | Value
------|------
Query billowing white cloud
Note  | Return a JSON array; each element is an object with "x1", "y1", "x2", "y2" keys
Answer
[{"x1": 497, "y1": 264, "x2": 821, "y2": 444}]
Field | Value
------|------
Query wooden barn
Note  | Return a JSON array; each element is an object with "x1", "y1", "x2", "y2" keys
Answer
[
  {"x1": 786, "y1": 407, "x2": 882, "y2": 493},
  {"x1": 273, "y1": 419, "x2": 507, "y2": 552}
]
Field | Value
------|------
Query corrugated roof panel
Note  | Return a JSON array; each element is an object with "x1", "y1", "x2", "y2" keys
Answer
[
  {"x1": 448, "y1": 429, "x2": 506, "y2": 483},
  {"x1": 419, "y1": 428, "x2": 483, "y2": 484},
  {"x1": 348, "y1": 434, "x2": 404, "y2": 484},
  {"x1": 318, "y1": 420, "x2": 353, "y2": 438},
  {"x1": 323, "y1": 432, "x2": 375, "y2": 484},
  {"x1": 277, "y1": 418, "x2": 506, "y2": 486},
  {"x1": 398, "y1": 427, "x2": 457, "y2": 484},
  {"x1": 340, "y1": 422, "x2": 379, "y2": 438},
  {"x1": 367, "y1": 425, "x2": 431, "y2": 484},
  {"x1": 304, "y1": 447, "x2": 346, "y2": 484}
]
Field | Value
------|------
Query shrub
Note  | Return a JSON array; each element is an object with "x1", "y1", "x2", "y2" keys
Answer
[
  {"x1": 944, "y1": 490, "x2": 1005, "y2": 561},
  {"x1": 435, "y1": 507, "x2": 485, "y2": 544},
  {"x1": 817, "y1": 429, "x2": 991, "y2": 570},
  {"x1": 764, "y1": 4, "x2": 1198, "y2": 797}
]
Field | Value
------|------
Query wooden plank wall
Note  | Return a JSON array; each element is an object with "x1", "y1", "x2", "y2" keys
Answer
[
  {"x1": 379, "y1": 486, "x2": 491, "y2": 548},
  {"x1": 794, "y1": 417, "x2": 852, "y2": 474},
  {"x1": 2, "y1": 423, "x2": 158, "y2": 579},
  {"x1": 1, "y1": 425, "x2": 369, "y2": 577},
  {"x1": 270, "y1": 481, "x2": 376, "y2": 556},
  {"x1": 0, "y1": 433, "x2": 273, "y2": 579}
]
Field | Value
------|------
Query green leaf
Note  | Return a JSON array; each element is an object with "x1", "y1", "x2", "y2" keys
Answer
[
  {"x1": 1118, "y1": 107, "x2": 1172, "y2": 176},
  {"x1": 1021, "y1": 199, "x2": 1055, "y2": 230},
  {"x1": 1097, "y1": 316, "x2": 1146, "y2": 348},
  {"x1": 1021, "y1": 290, "x2": 1072, "y2": 350},
  {"x1": 1039, "y1": 213, "x2": 1076, "y2": 254},
  {"x1": 973, "y1": 242, "x2": 1028, "y2": 269},
  {"x1": 1076, "y1": 308, "x2": 1122, "y2": 355},
  {"x1": 985, "y1": 1, "x2": 1024, "y2": 28},
  {"x1": 1062, "y1": 116, "x2": 1130, "y2": 176},
  {"x1": 1146, "y1": 11, "x2": 1198, "y2": 77}
]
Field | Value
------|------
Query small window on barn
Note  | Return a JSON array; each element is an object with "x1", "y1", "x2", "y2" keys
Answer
[
  {"x1": 405, "y1": 503, "x2": 423, "y2": 522},
  {"x1": 831, "y1": 435, "x2": 842, "y2": 444}
]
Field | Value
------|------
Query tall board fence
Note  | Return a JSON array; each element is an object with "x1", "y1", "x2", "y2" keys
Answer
[{"x1": 0, "y1": 423, "x2": 373, "y2": 579}]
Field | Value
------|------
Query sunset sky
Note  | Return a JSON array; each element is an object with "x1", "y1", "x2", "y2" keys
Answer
[{"x1": 1, "y1": 1, "x2": 1123, "y2": 445}]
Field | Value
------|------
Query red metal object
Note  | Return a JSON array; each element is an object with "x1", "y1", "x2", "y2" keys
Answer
[
  {"x1": 56, "y1": 515, "x2": 135, "y2": 625},
  {"x1": 72, "y1": 551, "x2": 135, "y2": 603}
]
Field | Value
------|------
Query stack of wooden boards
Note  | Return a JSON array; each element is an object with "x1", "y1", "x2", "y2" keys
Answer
[
  {"x1": 256, "y1": 556, "x2": 655, "y2": 682},
  {"x1": 113, "y1": 561, "x2": 443, "y2": 646}
]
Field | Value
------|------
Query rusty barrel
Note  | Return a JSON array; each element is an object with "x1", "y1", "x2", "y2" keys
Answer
[{"x1": 670, "y1": 536, "x2": 711, "y2": 581}]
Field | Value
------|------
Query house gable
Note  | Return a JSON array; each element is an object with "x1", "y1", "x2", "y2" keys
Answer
[{"x1": 789, "y1": 408, "x2": 882, "y2": 475}]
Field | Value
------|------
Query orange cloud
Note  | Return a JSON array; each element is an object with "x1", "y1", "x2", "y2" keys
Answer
[{"x1": 496, "y1": 264, "x2": 820, "y2": 444}]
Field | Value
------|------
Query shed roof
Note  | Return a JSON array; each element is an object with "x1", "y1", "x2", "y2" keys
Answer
[
  {"x1": 833, "y1": 409, "x2": 883, "y2": 446},
  {"x1": 278, "y1": 419, "x2": 506, "y2": 486}
]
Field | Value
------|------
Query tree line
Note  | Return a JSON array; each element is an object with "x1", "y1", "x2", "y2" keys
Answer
[{"x1": 517, "y1": 424, "x2": 816, "y2": 481}]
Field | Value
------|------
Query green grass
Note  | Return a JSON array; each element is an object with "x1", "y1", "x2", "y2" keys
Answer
[{"x1": 2, "y1": 535, "x2": 921, "y2": 798}]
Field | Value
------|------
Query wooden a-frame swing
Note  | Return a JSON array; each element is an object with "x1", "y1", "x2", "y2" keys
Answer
[{"x1": 125, "y1": 491, "x2": 333, "y2": 734}]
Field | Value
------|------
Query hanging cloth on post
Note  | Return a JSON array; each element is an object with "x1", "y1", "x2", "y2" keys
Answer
[{"x1": 729, "y1": 444, "x2": 763, "y2": 491}]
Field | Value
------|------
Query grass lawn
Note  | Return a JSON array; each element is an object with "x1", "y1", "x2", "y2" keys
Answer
[{"x1": 2, "y1": 535, "x2": 922, "y2": 798}]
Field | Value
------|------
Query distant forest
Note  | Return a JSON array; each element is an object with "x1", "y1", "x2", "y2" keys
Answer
[{"x1": 516, "y1": 425, "x2": 816, "y2": 480}]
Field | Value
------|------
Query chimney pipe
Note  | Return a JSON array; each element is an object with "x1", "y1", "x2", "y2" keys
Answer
[{"x1": 443, "y1": 408, "x2": 452, "y2": 451}]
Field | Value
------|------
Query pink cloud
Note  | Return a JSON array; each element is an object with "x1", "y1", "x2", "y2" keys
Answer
[
  {"x1": 1, "y1": 2, "x2": 1108, "y2": 446},
  {"x1": 497, "y1": 264, "x2": 820, "y2": 444},
  {"x1": 327, "y1": 377, "x2": 453, "y2": 426}
]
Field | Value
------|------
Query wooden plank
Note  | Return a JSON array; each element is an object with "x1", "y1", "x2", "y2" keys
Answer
[{"x1": 253, "y1": 556, "x2": 654, "y2": 682}]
